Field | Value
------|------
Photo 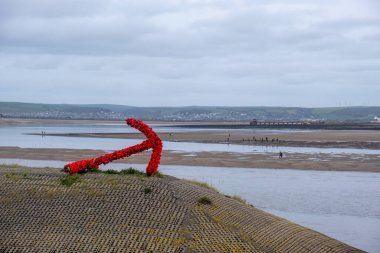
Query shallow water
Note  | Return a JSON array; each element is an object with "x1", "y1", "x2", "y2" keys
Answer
[
  {"x1": 1, "y1": 125, "x2": 380, "y2": 155},
  {"x1": 1, "y1": 159, "x2": 378, "y2": 252}
]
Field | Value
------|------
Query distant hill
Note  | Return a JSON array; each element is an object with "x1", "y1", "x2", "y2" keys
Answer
[{"x1": 0, "y1": 102, "x2": 379, "y2": 122}]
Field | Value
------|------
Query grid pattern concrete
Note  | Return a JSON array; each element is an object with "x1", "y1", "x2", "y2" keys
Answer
[{"x1": 0, "y1": 167, "x2": 364, "y2": 253}]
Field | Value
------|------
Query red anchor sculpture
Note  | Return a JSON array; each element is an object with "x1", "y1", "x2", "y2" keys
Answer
[{"x1": 63, "y1": 118, "x2": 163, "y2": 176}]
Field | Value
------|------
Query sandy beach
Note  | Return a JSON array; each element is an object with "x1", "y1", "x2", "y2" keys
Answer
[
  {"x1": 1, "y1": 146, "x2": 379, "y2": 172},
  {"x1": 41, "y1": 130, "x2": 380, "y2": 149}
]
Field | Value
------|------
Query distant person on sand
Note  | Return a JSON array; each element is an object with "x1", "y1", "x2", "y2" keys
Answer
[{"x1": 279, "y1": 151, "x2": 283, "y2": 158}]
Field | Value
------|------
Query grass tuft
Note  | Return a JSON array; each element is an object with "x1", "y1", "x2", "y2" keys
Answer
[
  {"x1": 144, "y1": 187, "x2": 152, "y2": 194},
  {"x1": 103, "y1": 169, "x2": 119, "y2": 175},
  {"x1": 89, "y1": 168, "x2": 147, "y2": 176},
  {"x1": 153, "y1": 171, "x2": 164, "y2": 178},
  {"x1": 231, "y1": 195, "x2": 247, "y2": 204},
  {"x1": 184, "y1": 179, "x2": 218, "y2": 192},
  {"x1": 198, "y1": 196, "x2": 212, "y2": 205},
  {"x1": 60, "y1": 174, "x2": 81, "y2": 187},
  {"x1": 0, "y1": 163, "x2": 20, "y2": 168},
  {"x1": 88, "y1": 169, "x2": 101, "y2": 174},
  {"x1": 225, "y1": 194, "x2": 248, "y2": 204},
  {"x1": 119, "y1": 168, "x2": 146, "y2": 176}
]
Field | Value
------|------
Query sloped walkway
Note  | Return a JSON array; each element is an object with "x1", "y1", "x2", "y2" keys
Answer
[{"x1": 0, "y1": 167, "x2": 364, "y2": 253}]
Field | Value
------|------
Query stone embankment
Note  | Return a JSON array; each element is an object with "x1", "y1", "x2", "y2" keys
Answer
[{"x1": 0, "y1": 167, "x2": 364, "y2": 252}]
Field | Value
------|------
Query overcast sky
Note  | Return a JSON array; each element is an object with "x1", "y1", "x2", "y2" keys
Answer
[{"x1": 0, "y1": 0, "x2": 379, "y2": 107}]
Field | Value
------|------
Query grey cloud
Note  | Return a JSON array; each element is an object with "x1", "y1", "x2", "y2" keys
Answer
[{"x1": 0, "y1": 0, "x2": 379, "y2": 106}]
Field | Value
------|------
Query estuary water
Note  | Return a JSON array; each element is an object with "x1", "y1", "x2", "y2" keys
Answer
[{"x1": 1, "y1": 124, "x2": 380, "y2": 155}]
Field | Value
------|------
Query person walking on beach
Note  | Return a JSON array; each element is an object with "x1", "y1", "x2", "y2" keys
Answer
[{"x1": 279, "y1": 151, "x2": 283, "y2": 158}]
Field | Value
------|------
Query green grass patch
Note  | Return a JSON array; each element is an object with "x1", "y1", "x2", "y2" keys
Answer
[
  {"x1": 153, "y1": 171, "x2": 164, "y2": 178},
  {"x1": 88, "y1": 167, "x2": 164, "y2": 178},
  {"x1": 4, "y1": 172, "x2": 18, "y2": 180},
  {"x1": 144, "y1": 187, "x2": 152, "y2": 194},
  {"x1": 0, "y1": 163, "x2": 20, "y2": 168},
  {"x1": 119, "y1": 168, "x2": 146, "y2": 176},
  {"x1": 198, "y1": 196, "x2": 212, "y2": 205},
  {"x1": 60, "y1": 174, "x2": 81, "y2": 187},
  {"x1": 103, "y1": 169, "x2": 120, "y2": 175},
  {"x1": 5, "y1": 173, "x2": 12, "y2": 179},
  {"x1": 87, "y1": 169, "x2": 102, "y2": 174}
]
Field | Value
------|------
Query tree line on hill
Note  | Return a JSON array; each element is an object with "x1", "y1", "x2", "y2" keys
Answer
[{"x1": 0, "y1": 102, "x2": 379, "y2": 122}]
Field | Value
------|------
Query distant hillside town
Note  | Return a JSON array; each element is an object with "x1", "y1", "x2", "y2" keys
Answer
[{"x1": 1, "y1": 102, "x2": 380, "y2": 122}]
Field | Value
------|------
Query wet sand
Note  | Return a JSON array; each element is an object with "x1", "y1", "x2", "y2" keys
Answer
[
  {"x1": 41, "y1": 130, "x2": 380, "y2": 149},
  {"x1": 1, "y1": 146, "x2": 379, "y2": 172}
]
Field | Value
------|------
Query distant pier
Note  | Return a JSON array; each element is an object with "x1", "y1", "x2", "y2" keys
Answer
[
  {"x1": 249, "y1": 119, "x2": 325, "y2": 127},
  {"x1": 174, "y1": 120, "x2": 380, "y2": 130}
]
